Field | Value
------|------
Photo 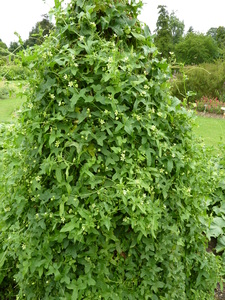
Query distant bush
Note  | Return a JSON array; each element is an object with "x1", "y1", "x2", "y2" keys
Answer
[
  {"x1": 0, "y1": 86, "x2": 10, "y2": 99},
  {"x1": 0, "y1": 65, "x2": 30, "y2": 80},
  {"x1": 195, "y1": 97, "x2": 225, "y2": 114},
  {"x1": 171, "y1": 60, "x2": 225, "y2": 102}
]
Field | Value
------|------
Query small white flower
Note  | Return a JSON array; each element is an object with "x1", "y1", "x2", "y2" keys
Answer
[
  {"x1": 79, "y1": 35, "x2": 84, "y2": 41},
  {"x1": 120, "y1": 153, "x2": 126, "y2": 161},
  {"x1": 28, "y1": 103, "x2": 33, "y2": 109},
  {"x1": 99, "y1": 119, "x2": 105, "y2": 125},
  {"x1": 108, "y1": 57, "x2": 113, "y2": 63},
  {"x1": 22, "y1": 244, "x2": 26, "y2": 250},
  {"x1": 68, "y1": 81, "x2": 73, "y2": 87},
  {"x1": 50, "y1": 93, "x2": 55, "y2": 99},
  {"x1": 115, "y1": 110, "x2": 118, "y2": 116},
  {"x1": 123, "y1": 189, "x2": 127, "y2": 195},
  {"x1": 35, "y1": 176, "x2": 41, "y2": 182},
  {"x1": 140, "y1": 91, "x2": 146, "y2": 96},
  {"x1": 64, "y1": 74, "x2": 68, "y2": 80},
  {"x1": 151, "y1": 125, "x2": 156, "y2": 131},
  {"x1": 144, "y1": 85, "x2": 149, "y2": 89},
  {"x1": 61, "y1": 217, "x2": 65, "y2": 223},
  {"x1": 55, "y1": 141, "x2": 60, "y2": 148}
]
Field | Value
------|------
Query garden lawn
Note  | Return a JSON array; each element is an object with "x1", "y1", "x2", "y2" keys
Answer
[
  {"x1": 0, "y1": 80, "x2": 26, "y2": 122},
  {"x1": 0, "y1": 96, "x2": 25, "y2": 122},
  {"x1": 193, "y1": 116, "x2": 225, "y2": 150}
]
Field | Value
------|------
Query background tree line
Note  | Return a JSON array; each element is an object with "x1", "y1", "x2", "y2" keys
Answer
[
  {"x1": 1, "y1": 6, "x2": 225, "y2": 66},
  {"x1": 154, "y1": 5, "x2": 225, "y2": 65},
  {"x1": 1, "y1": 5, "x2": 225, "y2": 102},
  {"x1": 0, "y1": 14, "x2": 53, "y2": 56}
]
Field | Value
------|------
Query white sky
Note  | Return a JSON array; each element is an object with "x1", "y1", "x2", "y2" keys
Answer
[{"x1": 1, "y1": 0, "x2": 225, "y2": 46}]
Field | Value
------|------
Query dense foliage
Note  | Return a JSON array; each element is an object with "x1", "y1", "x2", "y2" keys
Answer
[
  {"x1": 171, "y1": 60, "x2": 225, "y2": 102},
  {"x1": 174, "y1": 32, "x2": 219, "y2": 65},
  {"x1": 0, "y1": 0, "x2": 222, "y2": 299}
]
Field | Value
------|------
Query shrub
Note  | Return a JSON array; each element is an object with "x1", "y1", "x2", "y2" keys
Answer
[
  {"x1": 171, "y1": 60, "x2": 225, "y2": 102},
  {"x1": 195, "y1": 96, "x2": 225, "y2": 114},
  {"x1": 174, "y1": 32, "x2": 219, "y2": 65},
  {"x1": 0, "y1": 0, "x2": 221, "y2": 299},
  {"x1": 0, "y1": 64, "x2": 30, "y2": 80}
]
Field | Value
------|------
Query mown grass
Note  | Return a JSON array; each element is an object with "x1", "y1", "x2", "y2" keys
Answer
[
  {"x1": 0, "y1": 80, "x2": 26, "y2": 122},
  {"x1": 193, "y1": 116, "x2": 225, "y2": 151}
]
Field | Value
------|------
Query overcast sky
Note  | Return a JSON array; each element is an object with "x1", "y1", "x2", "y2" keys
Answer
[{"x1": 1, "y1": 0, "x2": 225, "y2": 46}]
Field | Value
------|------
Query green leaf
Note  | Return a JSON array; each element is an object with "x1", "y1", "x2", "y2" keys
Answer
[
  {"x1": 49, "y1": 134, "x2": 56, "y2": 146},
  {"x1": 167, "y1": 160, "x2": 173, "y2": 172},
  {"x1": 87, "y1": 276, "x2": 96, "y2": 286},
  {"x1": 70, "y1": 89, "x2": 87, "y2": 107},
  {"x1": 56, "y1": 168, "x2": 62, "y2": 182},
  {"x1": 124, "y1": 119, "x2": 134, "y2": 135},
  {"x1": 59, "y1": 202, "x2": 64, "y2": 217},
  {"x1": 60, "y1": 221, "x2": 76, "y2": 232},
  {"x1": 131, "y1": 32, "x2": 145, "y2": 40},
  {"x1": 207, "y1": 217, "x2": 225, "y2": 238},
  {"x1": 0, "y1": 252, "x2": 6, "y2": 269}
]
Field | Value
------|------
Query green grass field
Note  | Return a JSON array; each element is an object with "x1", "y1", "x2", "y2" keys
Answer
[
  {"x1": 0, "y1": 80, "x2": 26, "y2": 122},
  {"x1": 0, "y1": 96, "x2": 25, "y2": 122},
  {"x1": 193, "y1": 116, "x2": 225, "y2": 150}
]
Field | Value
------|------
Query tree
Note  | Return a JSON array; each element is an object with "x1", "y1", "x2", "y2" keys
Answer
[
  {"x1": 8, "y1": 41, "x2": 21, "y2": 54},
  {"x1": 0, "y1": 39, "x2": 8, "y2": 57},
  {"x1": 24, "y1": 15, "x2": 54, "y2": 48},
  {"x1": 169, "y1": 11, "x2": 185, "y2": 45},
  {"x1": 154, "y1": 5, "x2": 173, "y2": 58},
  {"x1": 187, "y1": 26, "x2": 194, "y2": 33},
  {"x1": 207, "y1": 27, "x2": 217, "y2": 40},
  {"x1": 0, "y1": 0, "x2": 221, "y2": 299},
  {"x1": 215, "y1": 26, "x2": 225, "y2": 48},
  {"x1": 206, "y1": 26, "x2": 225, "y2": 58},
  {"x1": 0, "y1": 39, "x2": 9, "y2": 66},
  {"x1": 175, "y1": 32, "x2": 219, "y2": 64}
]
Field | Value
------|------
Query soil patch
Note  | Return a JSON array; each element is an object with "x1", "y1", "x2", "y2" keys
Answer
[{"x1": 196, "y1": 111, "x2": 225, "y2": 119}]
